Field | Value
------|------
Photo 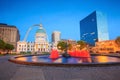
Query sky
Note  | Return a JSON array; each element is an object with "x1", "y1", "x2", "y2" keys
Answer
[{"x1": 0, "y1": 0, "x2": 120, "y2": 42}]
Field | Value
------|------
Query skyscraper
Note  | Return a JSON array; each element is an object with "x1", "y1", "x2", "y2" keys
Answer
[
  {"x1": 80, "y1": 11, "x2": 109, "y2": 46},
  {"x1": 52, "y1": 31, "x2": 61, "y2": 43},
  {"x1": 0, "y1": 23, "x2": 20, "y2": 51}
]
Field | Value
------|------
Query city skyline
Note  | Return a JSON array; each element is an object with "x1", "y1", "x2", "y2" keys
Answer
[{"x1": 0, "y1": 0, "x2": 120, "y2": 42}]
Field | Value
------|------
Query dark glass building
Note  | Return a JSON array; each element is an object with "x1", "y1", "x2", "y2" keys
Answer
[{"x1": 80, "y1": 11, "x2": 109, "y2": 46}]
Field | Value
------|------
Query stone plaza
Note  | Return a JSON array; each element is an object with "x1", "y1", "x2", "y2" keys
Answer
[{"x1": 0, "y1": 55, "x2": 120, "y2": 80}]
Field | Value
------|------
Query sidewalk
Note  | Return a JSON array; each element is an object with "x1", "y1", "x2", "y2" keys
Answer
[{"x1": 0, "y1": 55, "x2": 120, "y2": 80}]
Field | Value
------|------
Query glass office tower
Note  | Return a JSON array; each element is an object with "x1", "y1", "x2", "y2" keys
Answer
[{"x1": 80, "y1": 11, "x2": 109, "y2": 46}]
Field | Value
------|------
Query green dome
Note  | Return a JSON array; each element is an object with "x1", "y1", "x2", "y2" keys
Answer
[{"x1": 36, "y1": 28, "x2": 46, "y2": 34}]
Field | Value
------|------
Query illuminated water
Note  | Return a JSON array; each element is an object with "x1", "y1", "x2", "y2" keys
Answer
[{"x1": 15, "y1": 55, "x2": 120, "y2": 64}]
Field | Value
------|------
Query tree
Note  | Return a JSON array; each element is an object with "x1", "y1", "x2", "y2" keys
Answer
[
  {"x1": 0, "y1": 39, "x2": 14, "y2": 54},
  {"x1": 57, "y1": 41, "x2": 67, "y2": 51},
  {"x1": 0, "y1": 39, "x2": 5, "y2": 50},
  {"x1": 115, "y1": 36, "x2": 120, "y2": 47},
  {"x1": 77, "y1": 40, "x2": 87, "y2": 50},
  {"x1": 5, "y1": 43, "x2": 14, "y2": 54}
]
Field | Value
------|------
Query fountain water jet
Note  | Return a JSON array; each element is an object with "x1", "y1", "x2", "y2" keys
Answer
[
  {"x1": 68, "y1": 50, "x2": 90, "y2": 58},
  {"x1": 49, "y1": 49, "x2": 59, "y2": 59}
]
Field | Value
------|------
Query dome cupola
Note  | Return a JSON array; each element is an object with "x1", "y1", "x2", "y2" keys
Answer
[{"x1": 36, "y1": 24, "x2": 46, "y2": 34}]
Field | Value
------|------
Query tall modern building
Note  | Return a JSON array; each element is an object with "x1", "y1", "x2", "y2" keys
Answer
[
  {"x1": 0, "y1": 23, "x2": 20, "y2": 51},
  {"x1": 52, "y1": 31, "x2": 61, "y2": 43},
  {"x1": 80, "y1": 11, "x2": 109, "y2": 46}
]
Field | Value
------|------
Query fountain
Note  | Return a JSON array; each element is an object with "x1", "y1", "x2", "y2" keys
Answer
[
  {"x1": 49, "y1": 41, "x2": 90, "y2": 59},
  {"x1": 68, "y1": 50, "x2": 90, "y2": 58},
  {"x1": 9, "y1": 53, "x2": 120, "y2": 67},
  {"x1": 49, "y1": 49, "x2": 59, "y2": 59},
  {"x1": 9, "y1": 44, "x2": 120, "y2": 67}
]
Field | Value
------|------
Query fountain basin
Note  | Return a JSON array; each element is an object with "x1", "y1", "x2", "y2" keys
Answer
[{"x1": 9, "y1": 54, "x2": 120, "y2": 67}]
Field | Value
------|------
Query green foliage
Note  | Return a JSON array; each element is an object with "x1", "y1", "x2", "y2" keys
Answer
[
  {"x1": 20, "y1": 51, "x2": 32, "y2": 54},
  {"x1": 5, "y1": 43, "x2": 14, "y2": 50},
  {"x1": 77, "y1": 40, "x2": 87, "y2": 50},
  {"x1": 43, "y1": 52, "x2": 49, "y2": 55},
  {"x1": 20, "y1": 51, "x2": 27, "y2": 54},
  {"x1": 57, "y1": 41, "x2": 74, "y2": 51},
  {"x1": 57, "y1": 41, "x2": 67, "y2": 51},
  {"x1": 0, "y1": 39, "x2": 14, "y2": 53},
  {"x1": 0, "y1": 39, "x2": 5, "y2": 50},
  {"x1": 115, "y1": 36, "x2": 120, "y2": 47}
]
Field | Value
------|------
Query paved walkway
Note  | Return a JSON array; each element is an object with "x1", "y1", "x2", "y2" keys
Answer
[{"x1": 0, "y1": 55, "x2": 120, "y2": 80}]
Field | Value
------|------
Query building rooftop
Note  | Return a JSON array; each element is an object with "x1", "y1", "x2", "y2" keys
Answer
[
  {"x1": 36, "y1": 28, "x2": 46, "y2": 34},
  {"x1": 0, "y1": 23, "x2": 16, "y2": 28},
  {"x1": 36, "y1": 24, "x2": 46, "y2": 34}
]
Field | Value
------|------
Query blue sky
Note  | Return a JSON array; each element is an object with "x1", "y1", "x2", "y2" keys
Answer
[{"x1": 0, "y1": 0, "x2": 120, "y2": 42}]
